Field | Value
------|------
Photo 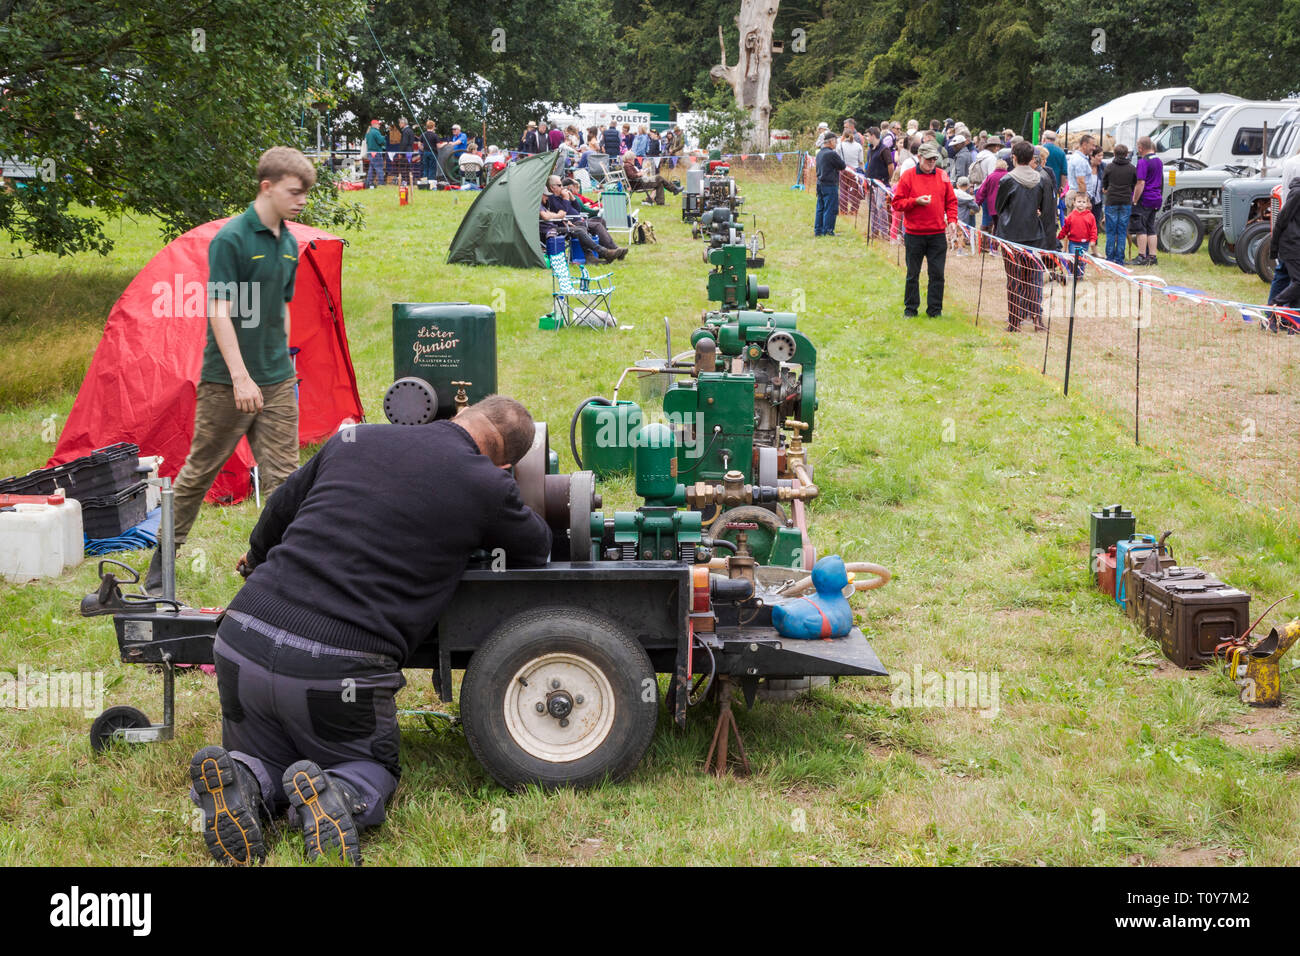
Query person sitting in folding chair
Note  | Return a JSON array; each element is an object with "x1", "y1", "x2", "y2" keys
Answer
[
  {"x1": 621, "y1": 153, "x2": 682, "y2": 205},
  {"x1": 540, "y1": 178, "x2": 626, "y2": 262},
  {"x1": 549, "y1": 176, "x2": 627, "y2": 259}
]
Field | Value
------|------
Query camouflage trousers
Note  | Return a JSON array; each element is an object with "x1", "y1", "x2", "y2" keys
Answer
[{"x1": 171, "y1": 378, "x2": 299, "y2": 547}]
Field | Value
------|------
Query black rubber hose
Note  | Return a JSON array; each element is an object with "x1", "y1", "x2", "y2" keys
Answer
[
  {"x1": 700, "y1": 536, "x2": 737, "y2": 554},
  {"x1": 570, "y1": 397, "x2": 613, "y2": 471}
]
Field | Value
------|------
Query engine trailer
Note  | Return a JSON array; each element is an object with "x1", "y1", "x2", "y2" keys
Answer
[{"x1": 89, "y1": 560, "x2": 886, "y2": 790}]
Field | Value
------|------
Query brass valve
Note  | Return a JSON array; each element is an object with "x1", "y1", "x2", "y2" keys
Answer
[{"x1": 451, "y1": 380, "x2": 472, "y2": 411}]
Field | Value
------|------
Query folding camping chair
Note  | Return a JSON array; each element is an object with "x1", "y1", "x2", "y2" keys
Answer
[
  {"x1": 599, "y1": 189, "x2": 638, "y2": 244},
  {"x1": 544, "y1": 234, "x2": 617, "y2": 329},
  {"x1": 585, "y1": 153, "x2": 612, "y2": 186}
]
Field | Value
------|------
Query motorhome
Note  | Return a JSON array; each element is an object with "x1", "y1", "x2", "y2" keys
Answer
[{"x1": 1170, "y1": 101, "x2": 1298, "y2": 169}]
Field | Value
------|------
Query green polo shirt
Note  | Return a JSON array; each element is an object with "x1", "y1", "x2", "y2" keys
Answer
[{"x1": 201, "y1": 203, "x2": 298, "y2": 387}]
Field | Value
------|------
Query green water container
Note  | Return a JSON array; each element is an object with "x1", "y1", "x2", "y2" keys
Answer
[
  {"x1": 579, "y1": 401, "x2": 642, "y2": 477},
  {"x1": 392, "y1": 302, "x2": 497, "y2": 418}
]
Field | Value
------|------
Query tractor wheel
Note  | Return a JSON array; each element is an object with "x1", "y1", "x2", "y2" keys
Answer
[
  {"x1": 1236, "y1": 222, "x2": 1271, "y2": 275},
  {"x1": 89, "y1": 705, "x2": 151, "y2": 753},
  {"x1": 460, "y1": 607, "x2": 658, "y2": 791},
  {"x1": 1255, "y1": 244, "x2": 1276, "y2": 284},
  {"x1": 1207, "y1": 225, "x2": 1236, "y2": 268},
  {"x1": 1155, "y1": 210, "x2": 1204, "y2": 255}
]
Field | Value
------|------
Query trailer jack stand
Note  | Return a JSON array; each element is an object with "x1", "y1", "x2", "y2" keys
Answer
[{"x1": 704, "y1": 676, "x2": 750, "y2": 776}]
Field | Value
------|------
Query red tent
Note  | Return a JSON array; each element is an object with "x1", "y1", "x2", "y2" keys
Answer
[{"x1": 49, "y1": 218, "x2": 363, "y2": 504}]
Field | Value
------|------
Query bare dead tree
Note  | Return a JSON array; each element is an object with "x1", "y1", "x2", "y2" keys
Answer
[{"x1": 709, "y1": 0, "x2": 780, "y2": 151}]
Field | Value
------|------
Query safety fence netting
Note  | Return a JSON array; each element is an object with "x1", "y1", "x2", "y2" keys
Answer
[{"x1": 844, "y1": 175, "x2": 1300, "y2": 517}]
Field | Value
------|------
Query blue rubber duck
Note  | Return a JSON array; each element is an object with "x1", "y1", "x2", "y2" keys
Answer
[{"x1": 771, "y1": 555, "x2": 854, "y2": 640}]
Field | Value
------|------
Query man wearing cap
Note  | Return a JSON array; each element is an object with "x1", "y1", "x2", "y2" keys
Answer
[
  {"x1": 815, "y1": 122, "x2": 830, "y2": 149},
  {"x1": 814, "y1": 132, "x2": 846, "y2": 237},
  {"x1": 449, "y1": 124, "x2": 468, "y2": 154},
  {"x1": 364, "y1": 119, "x2": 387, "y2": 188},
  {"x1": 892, "y1": 141, "x2": 961, "y2": 317},
  {"x1": 522, "y1": 121, "x2": 541, "y2": 154},
  {"x1": 950, "y1": 134, "x2": 973, "y2": 181}
]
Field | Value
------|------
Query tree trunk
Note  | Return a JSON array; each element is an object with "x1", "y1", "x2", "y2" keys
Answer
[{"x1": 709, "y1": 0, "x2": 780, "y2": 151}]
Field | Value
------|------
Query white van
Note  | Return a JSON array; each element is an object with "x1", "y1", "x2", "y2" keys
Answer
[{"x1": 1171, "y1": 101, "x2": 1298, "y2": 169}]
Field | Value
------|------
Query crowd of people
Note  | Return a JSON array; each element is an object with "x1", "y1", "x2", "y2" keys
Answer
[{"x1": 815, "y1": 115, "x2": 1175, "y2": 332}]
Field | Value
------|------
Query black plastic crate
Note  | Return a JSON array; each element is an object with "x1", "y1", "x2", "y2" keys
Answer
[
  {"x1": 0, "y1": 443, "x2": 140, "y2": 501},
  {"x1": 82, "y1": 480, "x2": 149, "y2": 540}
]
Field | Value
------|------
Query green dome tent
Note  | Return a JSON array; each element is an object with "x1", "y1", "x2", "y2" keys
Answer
[{"x1": 446, "y1": 150, "x2": 562, "y2": 269}]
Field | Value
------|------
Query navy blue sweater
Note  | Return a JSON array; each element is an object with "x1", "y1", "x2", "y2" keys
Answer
[{"x1": 228, "y1": 421, "x2": 552, "y2": 663}]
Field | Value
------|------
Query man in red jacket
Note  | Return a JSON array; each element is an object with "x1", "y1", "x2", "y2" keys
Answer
[{"x1": 892, "y1": 141, "x2": 962, "y2": 318}]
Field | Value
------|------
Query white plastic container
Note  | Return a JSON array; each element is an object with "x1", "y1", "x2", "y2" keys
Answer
[
  {"x1": 0, "y1": 491, "x2": 83, "y2": 571},
  {"x1": 139, "y1": 456, "x2": 163, "y2": 511},
  {"x1": 0, "y1": 503, "x2": 65, "y2": 582}
]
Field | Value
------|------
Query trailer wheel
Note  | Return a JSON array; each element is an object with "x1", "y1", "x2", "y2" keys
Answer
[
  {"x1": 1207, "y1": 225, "x2": 1236, "y2": 267},
  {"x1": 1236, "y1": 222, "x2": 1270, "y2": 275},
  {"x1": 89, "y1": 705, "x2": 151, "y2": 753},
  {"x1": 1155, "y1": 210, "x2": 1203, "y2": 255},
  {"x1": 460, "y1": 607, "x2": 658, "y2": 790}
]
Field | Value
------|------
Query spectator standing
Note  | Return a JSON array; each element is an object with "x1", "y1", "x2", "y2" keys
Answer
[
  {"x1": 536, "y1": 121, "x2": 552, "y2": 151},
  {"x1": 632, "y1": 125, "x2": 649, "y2": 157},
  {"x1": 1269, "y1": 175, "x2": 1300, "y2": 309},
  {"x1": 892, "y1": 141, "x2": 961, "y2": 317},
  {"x1": 1131, "y1": 136, "x2": 1164, "y2": 265},
  {"x1": 814, "y1": 132, "x2": 846, "y2": 237},
  {"x1": 1101, "y1": 144, "x2": 1138, "y2": 264},
  {"x1": 548, "y1": 122, "x2": 565, "y2": 151},
  {"x1": 865, "y1": 127, "x2": 894, "y2": 183},
  {"x1": 621, "y1": 124, "x2": 633, "y2": 150},
  {"x1": 974, "y1": 158, "x2": 1008, "y2": 237},
  {"x1": 1067, "y1": 134, "x2": 1094, "y2": 198},
  {"x1": 395, "y1": 117, "x2": 415, "y2": 187},
  {"x1": 1058, "y1": 192, "x2": 1099, "y2": 276},
  {"x1": 1088, "y1": 146, "x2": 1106, "y2": 230},
  {"x1": 836, "y1": 129, "x2": 865, "y2": 173},
  {"x1": 950, "y1": 134, "x2": 973, "y2": 181},
  {"x1": 955, "y1": 176, "x2": 977, "y2": 228},
  {"x1": 523, "y1": 121, "x2": 542, "y2": 154},
  {"x1": 842, "y1": 118, "x2": 864, "y2": 146},
  {"x1": 647, "y1": 130, "x2": 662, "y2": 157},
  {"x1": 364, "y1": 118, "x2": 387, "y2": 188},
  {"x1": 1267, "y1": 154, "x2": 1300, "y2": 307},
  {"x1": 421, "y1": 121, "x2": 440, "y2": 182},
  {"x1": 995, "y1": 140, "x2": 1056, "y2": 332},
  {"x1": 1041, "y1": 130, "x2": 1068, "y2": 221},
  {"x1": 602, "y1": 120, "x2": 622, "y2": 158},
  {"x1": 814, "y1": 122, "x2": 830, "y2": 148}
]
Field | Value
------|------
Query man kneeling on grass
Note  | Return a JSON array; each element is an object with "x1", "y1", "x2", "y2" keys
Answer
[{"x1": 189, "y1": 397, "x2": 552, "y2": 865}]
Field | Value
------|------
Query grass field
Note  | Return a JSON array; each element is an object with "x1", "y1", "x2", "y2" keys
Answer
[{"x1": 2, "y1": 176, "x2": 1300, "y2": 866}]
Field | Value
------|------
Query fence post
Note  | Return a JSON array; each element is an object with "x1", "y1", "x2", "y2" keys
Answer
[
  {"x1": 975, "y1": 238, "x2": 986, "y2": 327},
  {"x1": 1064, "y1": 251, "x2": 1079, "y2": 395},
  {"x1": 1042, "y1": 255, "x2": 1054, "y2": 375},
  {"x1": 865, "y1": 182, "x2": 873, "y2": 245},
  {"x1": 1134, "y1": 284, "x2": 1142, "y2": 446}
]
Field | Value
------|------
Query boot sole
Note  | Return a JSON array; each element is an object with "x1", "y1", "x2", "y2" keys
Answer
[
  {"x1": 283, "y1": 761, "x2": 361, "y2": 865},
  {"x1": 189, "y1": 746, "x2": 266, "y2": 865}
]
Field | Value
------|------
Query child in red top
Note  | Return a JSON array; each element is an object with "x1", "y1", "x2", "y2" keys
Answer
[{"x1": 1058, "y1": 193, "x2": 1098, "y2": 276}]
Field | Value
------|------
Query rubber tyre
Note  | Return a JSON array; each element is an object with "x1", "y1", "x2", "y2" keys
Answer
[
  {"x1": 1155, "y1": 210, "x2": 1204, "y2": 255},
  {"x1": 460, "y1": 607, "x2": 658, "y2": 791},
  {"x1": 1207, "y1": 224, "x2": 1236, "y2": 268},
  {"x1": 89, "y1": 705, "x2": 151, "y2": 753},
  {"x1": 1255, "y1": 244, "x2": 1276, "y2": 284},
  {"x1": 1236, "y1": 222, "x2": 1271, "y2": 275}
]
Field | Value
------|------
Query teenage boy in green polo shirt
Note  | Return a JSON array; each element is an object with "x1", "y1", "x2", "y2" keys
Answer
[{"x1": 145, "y1": 146, "x2": 314, "y2": 594}]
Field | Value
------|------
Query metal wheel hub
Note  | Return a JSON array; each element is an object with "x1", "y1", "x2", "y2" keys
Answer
[
  {"x1": 1162, "y1": 215, "x2": 1197, "y2": 252},
  {"x1": 505, "y1": 653, "x2": 615, "y2": 762}
]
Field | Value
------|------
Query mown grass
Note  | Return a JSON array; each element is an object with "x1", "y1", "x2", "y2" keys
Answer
[{"x1": 1, "y1": 176, "x2": 1299, "y2": 866}]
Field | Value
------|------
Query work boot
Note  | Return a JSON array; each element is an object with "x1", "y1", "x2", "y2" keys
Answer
[
  {"x1": 190, "y1": 746, "x2": 267, "y2": 866},
  {"x1": 611, "y1": 246, "x2": 628, "y2": 260},
  {"x1": 143, "y1": 547, "x2": 165, "y2": 596},
  {"x1": 282, "y1": 761, "x2": 363, "y2": 866},
  {"x1": 598, "y1": 247, "x2": 619, "y2": 263}
]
